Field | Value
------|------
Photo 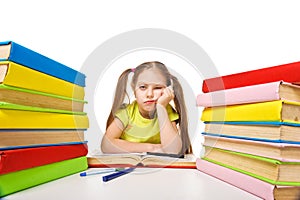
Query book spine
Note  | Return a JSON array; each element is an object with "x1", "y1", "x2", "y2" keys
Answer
[
  {"x1": 0, "y1": 144, "x2": 88, "y2": 175},
  {"x1": 202, "y1": 61, "x2": 300, "y2": 93},
  {"x1": 9, "y1": 41, "x2": 86, "y2": 87},
  {"x1": 197, "y1": 81, "x2": 281, "y2": 107},
  {"x1": 196, "y1": 158, "x2": 275, "y2": 200},
  {"x1": 0, "y1": 109, "x2": 89, "y2": 129},
  {"x1": 3, "y1": 61, "x2": 85, "y2": 100},
  {"x1": 0, "y1": 157, "x2": 88, "y2": 197},
  {"x1": 202, "y1": 135, "x2": 300, "y2": 162},
  {"x1": 201, "y1": 100, "x2": 283, "y2": 122}
]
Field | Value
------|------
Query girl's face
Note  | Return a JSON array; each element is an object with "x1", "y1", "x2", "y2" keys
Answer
[{"x1": 134, "y1": 68, "x2": 167, "y2": 118}]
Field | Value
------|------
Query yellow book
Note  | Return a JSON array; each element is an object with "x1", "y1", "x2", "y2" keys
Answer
[
  {"x1": 0, "y1": 109, "x2": 88, "y2": 129},
  {"x1": 201, "y1": 100, "x2": 300, "y2": 123},
  {"x1": 0, "y1": 61, "x2": 84, "y2": 100}
]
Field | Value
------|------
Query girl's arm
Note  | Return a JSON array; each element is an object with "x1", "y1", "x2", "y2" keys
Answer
[
  {"x1": 156, "y1": 85, "x2": 183, "y2": 154},
  {"x1": 156, "y1": 104, "x2": 182, "y2": 154},
  {"x1": 101, "y1": 118, "x2": 163, "y2": 153}
]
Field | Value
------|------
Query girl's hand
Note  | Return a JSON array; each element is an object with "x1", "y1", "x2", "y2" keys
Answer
[
  {"x1": 148, "y1": 143, "x2": 164, "y2": 153},
  {"x1": 157, "y1": 80, "x2": 174, "y2": 107}
]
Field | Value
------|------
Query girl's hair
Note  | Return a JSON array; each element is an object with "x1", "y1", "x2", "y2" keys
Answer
[{"x1": 106, "y1": 61, "x2": 192, "y2": 154}]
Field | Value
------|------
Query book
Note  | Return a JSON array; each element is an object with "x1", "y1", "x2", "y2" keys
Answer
[
  {"x1": 0, "y1": 129, "x2": 86, "y2": 150},
  {"x1": 0, "y1": 106, "x2": 88, "y2": 129},
  {"x1": 202, "y1": 134, "x2": 300, "y2": 162},
  {"x1": 204, "y1": 122, "x2": 300, "y2": 143},
  {"x1": 0, "y1": 41, "x2": 86, "y2": 87},
  {"x1": 201, "y1": 100, "x2": 300, "y2": 123},
  {"x1": 0, "y1": 61, "x2": 85, "y2": 100},
  {"x1": 197, "y1": 81, "x2": 300, "y2": 107},
  {"x1": 87, "y1": 152, "x2": 196, "y2": 168},
  {"x1": 0, "y1": 101, "x2": 85, "y2": 115},
  {"x1": 0, "y1": 84, "x2": 86, "y2": 112},
  {"x1": 202, "y1": 147, "x2": 300, "y2": 186},
  {"x1": 196, "y1": 158, "x2": 300, "y2": 200},
  {"x1": 202, "y1": 61, "x2": 300, "y2": 93},
  {"x1": 0, "y1": 156, "x2": 88, "y2": 197},
  {"x1": 0, "y1": 144, "x2": 88, "y2": 175}
]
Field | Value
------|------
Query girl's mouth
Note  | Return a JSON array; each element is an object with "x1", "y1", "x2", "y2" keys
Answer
[{"x1": 144, "y1": 100, "x2": 156, "y2": 104}]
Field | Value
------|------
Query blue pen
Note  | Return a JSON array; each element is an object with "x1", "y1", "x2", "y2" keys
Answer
[
  {"x1": 80, "y1": 168, "x2": 123, "y2": 177},
  {"x1": 102, "y1": 167, "x2": 135, "y2": 182}
]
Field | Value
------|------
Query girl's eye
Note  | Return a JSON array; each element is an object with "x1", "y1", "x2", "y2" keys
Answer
[
  {"x1": 154, "y1": 87, "x2": 163, "y2": 90},
  {"x1": 139, "y1": 85, "x2": 146, "y2": 90}
]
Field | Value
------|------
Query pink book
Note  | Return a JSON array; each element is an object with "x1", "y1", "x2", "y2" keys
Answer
[
  {"x1": 197, "y1": 81, "x2": 300, "y2": 107},
  {"x1": 196, "y1": 158, "x2": 300, "y2": 200}
]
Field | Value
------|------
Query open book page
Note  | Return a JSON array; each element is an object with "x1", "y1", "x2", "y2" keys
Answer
[
  {"x1": 88, "y1": 149, "x2": 196, "y2": 168},
  {"x1": 141, "y1": 153, "x2": 196, "y2": 168},
  {"x1": 88, "y1": 150, "x2": 146, "y2": 166}
]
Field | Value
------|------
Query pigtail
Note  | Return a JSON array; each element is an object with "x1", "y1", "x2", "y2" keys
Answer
[
  {"x1": 171, "y1": 75, "x2": 193, "y2": 154},
  {"x1": 106, "y1": 69, "x2": 132, "y2": 129}
]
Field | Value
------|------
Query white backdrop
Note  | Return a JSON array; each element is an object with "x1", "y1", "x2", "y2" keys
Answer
[{"x1": 2, "y1": 0, "x2": 299, "y2": 157}]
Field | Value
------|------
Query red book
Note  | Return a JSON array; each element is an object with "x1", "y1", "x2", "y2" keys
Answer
[
  {"x1": 0, "y1": 144, "x2": 88, "y2": 175},
  {"x1": 202, "y1": 61, "x2": 300, "y2": 93}
]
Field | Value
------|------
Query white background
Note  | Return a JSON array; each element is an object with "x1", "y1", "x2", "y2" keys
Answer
[{"x1": 2, "y1": 0, "x2": 300, "y2": 157}]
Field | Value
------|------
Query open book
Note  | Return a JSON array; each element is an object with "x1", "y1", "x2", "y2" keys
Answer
[{"x1": 87, "y1": 151, "x2": 196, "y2": 169}]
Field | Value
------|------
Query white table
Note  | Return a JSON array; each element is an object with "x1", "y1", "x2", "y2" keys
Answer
[{"x1": 3, "y1": 168, "x2": 261, "y2": 200}]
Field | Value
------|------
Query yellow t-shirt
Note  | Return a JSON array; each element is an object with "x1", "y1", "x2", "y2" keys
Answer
[{"x1": 115, "y1": 101, "x2": 179, "y2": 144}]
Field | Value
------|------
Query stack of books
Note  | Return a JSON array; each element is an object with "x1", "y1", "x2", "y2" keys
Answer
[
  {"x1": 196, "y1": 61, "x2": 300, "y2": 200},
  {"x1": 0, "y1": 41, "x2": 89, "y2": 197}
]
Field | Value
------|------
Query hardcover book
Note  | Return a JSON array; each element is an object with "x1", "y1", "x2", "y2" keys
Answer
[
  {"x1": 204, "y1": 122, "x2": 300, "y2": 143},
  {"x1": 202, "y1": 147, "x2": 300, "y2": 186},
  {"x1": 0, "y1": 61, "x2": 85, "y2": 100},
  {"x1": 0, "y1": 107, "x2": 88, "y2": 129},
  {"x1": 0, "y1": 101, "x2": 85, "y2": 115},
  {"x1": 202, "y1": 61, "x2": 300, "y2": 93},
  {"x1": 0, "y1": 41, "x2": 85, "y2": 87},
  {"x1": 0, "y1": 156, "x2": 88, "y2": 197},
  {"x1": 197, "y1": 81, "x2": 300, "y2": 107},
  {"x1": 196, "y1": 158, "x2": 300, "y2": 200},
  {"x1": 201, "y1": 100, "x2": 300, "y2": 123},
  {"x1": 0, "y1": 129, "x2": 86, "y2": 150},
  {"x1": 87, "y1": 152, "x2": 196, "y2": 168},
  {"x1": 0, "y1": 144, "x2": 88, "y2": 175},
  {"x1": 202, "y1": 134, "x2": 300, "y2": 162},
  {"x1": 0, "y1": 84, "x2": 86, "y2": 112}
]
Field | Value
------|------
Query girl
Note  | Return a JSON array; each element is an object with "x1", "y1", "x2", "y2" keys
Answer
[{"x1": 101, "y1": 61, "x2": 192, "y2": 154}]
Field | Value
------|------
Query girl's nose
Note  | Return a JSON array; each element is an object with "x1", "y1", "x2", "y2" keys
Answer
[{"x1": 146, "y1": 88, "x2": 154, "y2": 98}]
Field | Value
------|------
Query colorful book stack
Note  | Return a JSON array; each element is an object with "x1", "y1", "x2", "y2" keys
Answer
[
  {"x1": 0, "y1": 41, "x2": 89, "y2": 197},
  {"x1": 196, "y1": 61, "x2": 300, "y2": 200}
]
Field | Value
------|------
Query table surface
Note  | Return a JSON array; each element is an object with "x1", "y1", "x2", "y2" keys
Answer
[{"x1": 2, "y1": 168, "x2": 262, "y2": 200}]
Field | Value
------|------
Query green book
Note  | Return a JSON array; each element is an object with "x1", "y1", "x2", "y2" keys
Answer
[
  {"x1": 202, "y1": 146, "x2": 300, "y2": 186},
  {"x1": 0, "y1": 157, "x2": 87, "y2": 197}
]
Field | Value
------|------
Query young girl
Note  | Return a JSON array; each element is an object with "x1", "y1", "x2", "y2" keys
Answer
[{"x1": 101, "y1": 61, "x2": 192, "y2": 155}]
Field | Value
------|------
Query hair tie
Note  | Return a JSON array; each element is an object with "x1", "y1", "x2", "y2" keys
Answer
[{"x1": 131, "y1": 68, "x2": 135, "y2": 73}]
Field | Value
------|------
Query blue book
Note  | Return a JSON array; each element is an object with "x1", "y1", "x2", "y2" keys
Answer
[{"x1": 0, "y1": 41, "x2": 85, "y2": 87}]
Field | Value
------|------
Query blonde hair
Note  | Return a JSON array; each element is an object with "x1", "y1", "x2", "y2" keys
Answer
[{"x1": 106, "y1": 61, "x2": 192, "y2": 154}]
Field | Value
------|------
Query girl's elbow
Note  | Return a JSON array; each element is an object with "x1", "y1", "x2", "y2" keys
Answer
[{"x1": 100, "y1": 135, "x2": 110, "y2": 153}]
